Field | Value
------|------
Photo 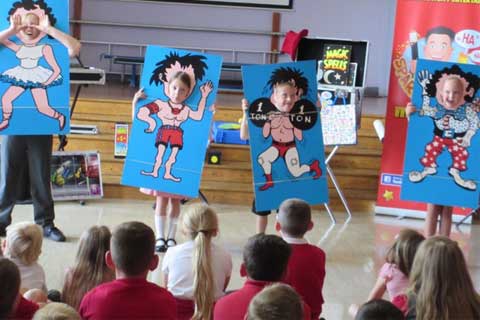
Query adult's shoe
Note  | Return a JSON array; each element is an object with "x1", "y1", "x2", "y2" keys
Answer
[{"x1": 43, "y1": 225, "x2": 66, "y2": 242}]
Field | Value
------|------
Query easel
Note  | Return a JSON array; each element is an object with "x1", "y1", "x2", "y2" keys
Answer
[
  {"x1": 320, "y1": 86, "x2": 360, "y2": 224},
  {"x1": 296, "y1": 36, "x2": 370, "y2": 225}
]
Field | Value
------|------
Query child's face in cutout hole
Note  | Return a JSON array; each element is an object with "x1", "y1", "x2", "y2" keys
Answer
[
  {"x1": 167, "y1": 78, "x2": 190, "y2": 104},
  {"x1": 272, "y1": 84, "x2": 297, "y2": 113},
  {"x1": 439, "y1": 78, "x2": 465, "y2": 110},
  {"x1": 21, "y1": 13, "x2": 41, "y2": 42}
]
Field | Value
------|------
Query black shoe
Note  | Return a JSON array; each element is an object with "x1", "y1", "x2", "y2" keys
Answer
[
  {"x1": 155, "y1": 238, "x2": 167, "y2": 253},
  {"x1": 43, "y1": 225, "x2": 66, "y2": 242}
]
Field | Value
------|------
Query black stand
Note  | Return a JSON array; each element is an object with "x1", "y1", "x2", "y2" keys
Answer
[{"x1": 455, "y1": 207, "x2": 479, "y2": 227}]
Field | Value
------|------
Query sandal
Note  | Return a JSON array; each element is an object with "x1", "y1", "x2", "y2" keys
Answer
[
  {"x1": 155, "y1": 238, "x2": 167, "y2": 253},
  {"x1": 166, "y1": 238, "x2": 177, "y2": 248}
]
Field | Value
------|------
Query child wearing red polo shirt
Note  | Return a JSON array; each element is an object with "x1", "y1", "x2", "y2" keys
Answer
[
  {"x1": 213, "y1": 234, "x2": 311, "y2": 320},
  {"x1": 276, "y1": 198, "x2": 326, "y2": 319},
  {"x1": 79, "y1": 221, "x2": 176, "y2": 320},
  {"x1": 0, "y1": 257, "x2": 39, "y2": 319}
]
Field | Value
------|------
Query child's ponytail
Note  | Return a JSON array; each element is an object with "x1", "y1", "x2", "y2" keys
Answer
[{"x1": 183, "y1": 204, "x2": 218, "y2": 320}]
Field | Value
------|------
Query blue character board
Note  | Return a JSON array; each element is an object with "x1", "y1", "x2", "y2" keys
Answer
[
  {"x1": 242, "y1": 60, "x2": 328, "y2": 212},
  {"x1": 0, "y1": 0, "x2": 70, "y2": 135},
  {"x1": 401, "y1": 59, "x2": 480, "y2": 208},
  {"x1": 122, "y1": 45, "x2": 222, "y2": 198}
]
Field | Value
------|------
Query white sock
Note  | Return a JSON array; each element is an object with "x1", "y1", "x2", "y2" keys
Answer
[
  {"x1": 155, "y1": 215, "x2": 166, "y2": 239},
  {"x1": 167, "y1": 217, "x2": 178, "y2": 240}
]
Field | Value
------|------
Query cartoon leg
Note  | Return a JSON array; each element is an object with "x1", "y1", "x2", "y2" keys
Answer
[
  {"x1": 141, "y1": 144, "x2": 167, "y2": 178},
  {"x1": 0, "y1": 86, "x2": 25, "y2": 130},
  {"x1": 257, "y1": 146, "x2": 279, "y2": 191},
  {"x1": 409, "y1": 166, "x2": 437, "y2": 182},
  {"x1": 31, "y1": 88, "x2": 65, "y2": 130},
  {"x1": 409, "y1": 138, "x2": 443, "y2": 182},
  {"x1": 284, "y1": 148, "x2": 311, "y2": 178},
  {"x1": 448, "y1": 143, "x2": 475, "y2": 190},
  {"x1": 164, "y1": 146, "x2": 181, "y2": 182}
]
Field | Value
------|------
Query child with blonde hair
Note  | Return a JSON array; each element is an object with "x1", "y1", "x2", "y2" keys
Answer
[
  {"x1": 3, "y1": 222, "x2": 46, "y2": 292},
  {"x1": 33, "y1": 302, "x2": 81, "y2": 320},
  {"x1": 62, "y1": 225, "x2": 114, "y2": 310},
  {"x1": 393, "y1": 236, "x2": 480, "y2": 319},
  {"x1": 247, "y1": 283, "x2": 304, "y2": 320},
  {"x1": 162, "y1": 203, "x2": 232, "y2": 320},
  {"x1": 350, "y1": 229, "x2": 425, "y2": 317}
]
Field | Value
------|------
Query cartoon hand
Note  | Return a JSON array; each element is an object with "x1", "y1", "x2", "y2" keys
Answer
[
  {"x1": 472, "y1": 98, "x2": 480, "y2": 113},
  {"x1": 267, "y1": 111, "x2": 277, "y2": 121},
  {"x1": 460, "y1": 130, "x2": 475, "y2": 148},
  {"x1": 144, "y1": 124, "x2": 155, "y2": 133},
  {"x1": 417, "y1": 70, "x2": 431, "y2": 94},
  {"x1": 200, "y1": 81, "x2": 213, "y2": 97},
  {"x1": 42, "y1": 79, "x2": 54, "y2": 87}
]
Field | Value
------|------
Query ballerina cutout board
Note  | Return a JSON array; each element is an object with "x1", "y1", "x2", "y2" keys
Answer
[
  {"x1": 122, "y1": 46, "x2": 222, "y2": 198},
  {"x1": 242, "y1": 60, "x2": 328, "y2": 212},
  {"x1": 0, "y1": 0, "x2": 70, "y2": 135},
  {"x1": 402, "y1": 59, "x2": 480, "y2": 208}
]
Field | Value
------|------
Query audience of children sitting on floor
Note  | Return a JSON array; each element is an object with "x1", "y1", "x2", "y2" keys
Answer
[{"x1": 1, "y1": 198, "x2": 480, "y2": 320}]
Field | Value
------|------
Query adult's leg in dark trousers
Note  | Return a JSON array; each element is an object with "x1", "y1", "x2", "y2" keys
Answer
[
  {"x1": 26, "y1": 135, "x2": 55, "y2": 227},
  {"x1": 0, "y1": 135, "x2": 26, "y2": 229}
]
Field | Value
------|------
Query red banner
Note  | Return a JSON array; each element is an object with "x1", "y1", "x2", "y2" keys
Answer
[{"x1": 377, "y1": 0, "x2": 480, "y2": 218}]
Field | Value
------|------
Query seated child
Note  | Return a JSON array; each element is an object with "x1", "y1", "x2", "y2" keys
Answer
[
  {"x1": 350, "y1": 229, "x2": 424, "y2": 317},
  {"x1": 393, "y1": 236, "x2": 480, "y2": 319},
  {"x1": 162, "y1": 204, "x2": 232, "y2": 320},
  {"x1": 355, "y1": 299, "x2": 404, "y2": 320},
  {"x1": 214, "y1": 234, "x2": 311, "y2": 320},
  {"x1": 62, "y1": 225, "x2": 115, "y2": 310},
  {"x1": 276, "y1": 198, "x2": 326, "y2": 319},
  {"x1": 33, "y1": 302, "x2": 81, "y2": 320},
  {"x1": 247, "y1": 283, "x2": 304, "y2": 320},
  {"x1": 78, "y1": 221, "x2": 176, "y2": 320},
  {"x1": 3, "y1": 222, "x2": 47, "y2": 292},
  {"x1": 0, "y1": 257, "x2": 39, "y2": 319}
]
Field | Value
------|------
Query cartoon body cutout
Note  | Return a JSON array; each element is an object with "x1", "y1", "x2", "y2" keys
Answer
[
  {"x1": 0, "y1": 1, "x2": 65, "y2": 131},
  {"x1": 136, "y1": 52, "x2": 212, "y2": 182},
  {"x1": 248, "y1": 67, "x2": 322, "y2": 191},
  {"x1": 408, "y1": 65, "x2": 480, "y2": 190}
]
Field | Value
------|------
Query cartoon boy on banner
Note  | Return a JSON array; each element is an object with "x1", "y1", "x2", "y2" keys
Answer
[
  {"x1": 0, "y1": 0, "x2": 70, "y2": 134},
  {"x1": 242, "y1": 61, "x2": 328, "y2": 212},
  {"x1": 402, "y1": 59, "x2": 480, "y2": 208},
  {"x1": 122, "y1": 46, "x2": 222, "y2": 198}
]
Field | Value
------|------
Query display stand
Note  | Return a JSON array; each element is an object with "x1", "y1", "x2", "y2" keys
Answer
[{"x1": 297, "y1": 37, "x2": 369, "y2": 223}]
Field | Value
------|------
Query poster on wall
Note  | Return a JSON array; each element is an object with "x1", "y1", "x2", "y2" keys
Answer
[
  {"x1": 122, "y1": 46, "x2": 222, "y2": 198},
  {"x1": 0, "y1": 0, "x2": 70, "y2": 135},
  {"x1": 242, "y1": 61, "x2": 328, "y2": 212},
  {"x1": 51, "y1": 151, "x2": 103, "y2": 200},
  {"x1": 401, "y1": 59, "x2": 480, "y2": 208},
  {"x1": 376, "y1": 0, "x2": 480, "y2": 220}
]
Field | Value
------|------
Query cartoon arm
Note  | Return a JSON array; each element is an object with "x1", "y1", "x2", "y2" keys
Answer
[
  {"x1": 460, "y1": 105, "x2": 479, "y2": 148},
  {"x1": 190, "y1": 81, "x2": 213, "y2": 121},
  {"x1": 35, "y1": 15, "x2": 81, "y2": 57},
  {"x1": 42, "y1": 45, "x2": 61, "y2": 86},
  {"x1": 137, "y1": 101, "x2": 160, "y2": 133},
  {"x1": 294, "y1": 127, "x2": 303, "y2": 141},
  {"x1": 0, "y1": 15, "x2": 24, "y2": 51}
]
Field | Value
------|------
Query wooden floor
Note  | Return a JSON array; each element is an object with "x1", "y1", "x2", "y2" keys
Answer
[{"x1": 5, "y1": 200, "x2": 479, "y2": 320}]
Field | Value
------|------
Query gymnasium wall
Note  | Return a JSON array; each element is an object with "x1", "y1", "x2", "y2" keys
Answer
[{"x1": 71, "y1": 0, "x2": 396, "y2": 96}]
